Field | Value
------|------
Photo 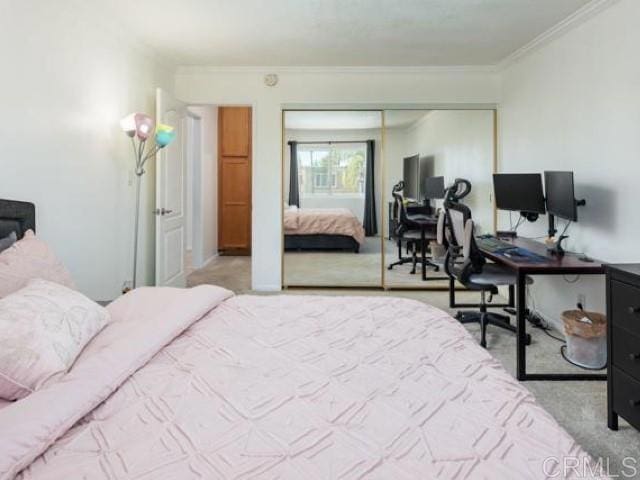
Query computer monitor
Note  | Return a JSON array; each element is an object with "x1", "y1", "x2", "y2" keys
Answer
[
  {"x1": 545, "y1": 171, "x2": 578, "y2": 221},
  {"x1": 402, "y1": 155, "x2": 419, "y2": 199},
  {"x1": 493, "y1": 173, "x2": 546, "y2": 214},
  {"x1": 423, "y1": 176, "x2": 445, "y2": 199}
]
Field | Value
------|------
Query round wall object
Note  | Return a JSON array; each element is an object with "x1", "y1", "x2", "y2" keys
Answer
[{"x1": 264, "y1": 73, "x2": 279, "y2": 87}]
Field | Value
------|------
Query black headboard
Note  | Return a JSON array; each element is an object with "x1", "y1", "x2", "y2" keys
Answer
[{"x1": 0, "y1": 199, "x2": 35, "y2": 239}]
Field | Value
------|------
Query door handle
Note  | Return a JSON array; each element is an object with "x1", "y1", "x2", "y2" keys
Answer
[{"x1": 153, "y1": 208, "x2": 174, "y2": 216}]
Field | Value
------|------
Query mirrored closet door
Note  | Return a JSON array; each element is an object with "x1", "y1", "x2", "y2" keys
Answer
[
  {"x1": 383, "y1": 109, "x2": 495, "y2": 288},
  {"x1": 282, "y1": 110, "x2": 383, "y2": 287}
]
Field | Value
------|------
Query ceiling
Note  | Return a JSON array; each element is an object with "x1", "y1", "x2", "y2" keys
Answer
[
  {"x1": 284, "y1": 110, "x2": 428, "y2": 130},
  {"x1": 101, "y1": 0, "x2": 591, "y2": 66}
]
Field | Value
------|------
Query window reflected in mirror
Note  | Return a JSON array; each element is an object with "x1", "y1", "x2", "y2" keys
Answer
[{"x1": 283, "y1": 111, "x2": 383, "y2": 288}]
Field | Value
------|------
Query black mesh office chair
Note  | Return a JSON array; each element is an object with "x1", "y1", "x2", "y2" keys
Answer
[
  {"x1": 443, "y1": 181, "x2": 531, "y2": 348},
  {"x1": 388, "y1": 181, "x2": 439, "y2": 275}
]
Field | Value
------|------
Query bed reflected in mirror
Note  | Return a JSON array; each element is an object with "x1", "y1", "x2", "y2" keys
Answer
[
  {"x1": 383, "y1": 109, "x2": 495, "y2": 288},
  {"x1": 283, "y1": 110, "x2": 383, "y2": 287}
]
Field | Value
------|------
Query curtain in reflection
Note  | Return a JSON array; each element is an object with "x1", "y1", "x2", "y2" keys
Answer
[
  {"x1": 288, "y1": 141, "x2": 300, "y2": 207},
  {"x1": 363, "y1": 139, "x2": 377, "y2": 236}
]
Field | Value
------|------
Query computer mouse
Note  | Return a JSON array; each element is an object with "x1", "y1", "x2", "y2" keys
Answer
[{"x1": 578, "y1": 255, "x2": 594, "y2": 263}]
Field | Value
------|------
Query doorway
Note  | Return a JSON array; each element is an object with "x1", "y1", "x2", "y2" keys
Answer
[
  {"x1": 185, "y1": 105, "x2": 253, "y2": 292},
  {"x1": 155, "y1": 91, "x2": 253, "y2": 291}
]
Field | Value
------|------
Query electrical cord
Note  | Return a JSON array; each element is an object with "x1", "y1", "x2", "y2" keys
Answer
[
  {"x1": 526, "y1": 287, "x2": 566, "y2": 343},
  {"x1": 513, "y1": 215, "x2": 525, "y2": 232},
  {"x1": 558, "y1": 219, "x2": 572, "y2": 239},
  {"x1": 563, "y1": 275, "x2": 581, "y2": 283}
]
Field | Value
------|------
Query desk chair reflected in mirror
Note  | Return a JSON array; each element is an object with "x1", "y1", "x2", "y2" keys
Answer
[
  {"x1": 444, "y1": 201, "x2": 531, "y2": 348},
  {"x1": 387, "y1": 181, "x2": 439, "y2": 276}
]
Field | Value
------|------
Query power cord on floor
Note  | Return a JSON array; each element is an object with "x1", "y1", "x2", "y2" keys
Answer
[
  {"x1": 527, "y1": 311, "x2": 566, "y2": 343},
  {"x1": 525, "y1": 284, "x2": 566, "y2": 343}
]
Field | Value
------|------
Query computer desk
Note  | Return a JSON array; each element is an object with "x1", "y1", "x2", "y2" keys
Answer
[
  {"x1": 476, "y1": 236, "x2": 606, "y2": 381},
  {"x1": 404, "y1": 213, "x2": 439, "y2": 281}
]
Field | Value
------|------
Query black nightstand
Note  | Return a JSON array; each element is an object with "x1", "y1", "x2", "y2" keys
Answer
[{"x1": 607, "y1": 264, "x2": 640, "y2": 431}]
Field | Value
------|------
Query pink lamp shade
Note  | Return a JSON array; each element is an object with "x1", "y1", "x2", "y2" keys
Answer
[{"x1": 120, "y1": 113, "x2": 155, "y2": 140}]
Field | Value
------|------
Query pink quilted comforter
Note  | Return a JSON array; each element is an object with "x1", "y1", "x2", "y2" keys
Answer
[
  {"x1": 0, "y1": 287, "x2": 604, "y2": 479},
  {"x1": 284, "y1": 208, "x2": 366, "y2": 245}
]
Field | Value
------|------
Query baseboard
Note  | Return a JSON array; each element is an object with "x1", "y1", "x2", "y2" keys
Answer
[
  {"x1": 253, "y1": 284, "x2": 281, "y2": 292},
  {"x1": 200, "y1": 253, "x2": 218, "y2": 268}
]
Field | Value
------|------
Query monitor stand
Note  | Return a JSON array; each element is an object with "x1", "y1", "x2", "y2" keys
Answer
[
  {"x1": 547, "y1": 213, "x2": 567, "y2": 256},
  {"x1": 421, "y1": 199, "x2": 434, "y2": 216}
]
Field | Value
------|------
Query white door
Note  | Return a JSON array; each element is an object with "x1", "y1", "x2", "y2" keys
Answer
[{"x1": 155, "y1": 88, "x2": 188, "y2": 287}]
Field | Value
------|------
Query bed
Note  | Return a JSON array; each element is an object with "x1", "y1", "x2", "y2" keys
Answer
[
  {"x1": 0, "y1": 200, "x2": 604, "y2": 479},
  {"x1": 284, "y1": 207, "x2": 365, "y2": 253}
]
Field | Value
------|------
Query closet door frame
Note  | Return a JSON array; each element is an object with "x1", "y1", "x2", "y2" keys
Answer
[{"x1": 279, "y1": 104, "x2": 498, "y2": 291}]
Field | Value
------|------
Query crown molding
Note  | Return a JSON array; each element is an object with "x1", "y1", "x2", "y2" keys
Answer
[
  {"x1": 497, "y1": 0, "x2": 619, "y2": 70},
  {"x1": 175, "y1": 65, "x2": 500, "y2": 75},
  {"x1": 171, "y1": 0, "x2": 621, "y2": 76}
]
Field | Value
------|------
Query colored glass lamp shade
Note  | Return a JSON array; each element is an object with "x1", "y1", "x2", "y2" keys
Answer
[
  {"x1": 120, "y1": 113, "x2": 155, "y2": 140},
  {"x1": 155, "y1": 124, "x2": 176, "y2": 147}
]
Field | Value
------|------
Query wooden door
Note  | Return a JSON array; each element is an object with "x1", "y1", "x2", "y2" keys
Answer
[{"x1": 218, "y1": 107, "x2": 252, "y2": 254}]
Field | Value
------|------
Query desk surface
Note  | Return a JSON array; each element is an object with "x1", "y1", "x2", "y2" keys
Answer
[{"x1": 477, "y1": 236, "x2": 605, "y2": 274}]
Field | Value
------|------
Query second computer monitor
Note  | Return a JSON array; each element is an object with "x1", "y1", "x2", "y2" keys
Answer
[
  {"x1": 493, "y1": 173, "x2": 546, "y2": 214},
  {"x1": 545, "y1": 171, "x2": 578, "y2": 221},
  {"x1": 423, "y1": 176, "x2": 445, "y2": 199}
]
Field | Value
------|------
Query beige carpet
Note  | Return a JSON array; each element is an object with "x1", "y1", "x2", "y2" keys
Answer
[
  {"x1": 283, "y1": 237, "x2": 450, "y2": 288},
  {"x1": 187, "y1": 256, "x2": 252, "y2": 293}
]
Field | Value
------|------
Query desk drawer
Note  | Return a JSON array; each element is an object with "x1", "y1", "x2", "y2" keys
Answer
[
  {"x1": 612, "y1": 366, "x2": 640, "y2": 430},
  {"x1": 612, "y1": 327, "x2": 640, "y2": 380},
  {"x1": 611, "y1": 280, "x2": 640, "y2": 336}
]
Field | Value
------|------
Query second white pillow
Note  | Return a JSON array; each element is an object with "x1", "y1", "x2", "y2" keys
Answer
[{"x1": 0, "y1": 279, "x2": 110, "y2": 401}]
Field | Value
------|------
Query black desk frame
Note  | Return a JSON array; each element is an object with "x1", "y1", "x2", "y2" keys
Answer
[
  {"x1": 513, "y1": 270, "x2": 606, "y2": 382},
  {"x1": 476, "y1": 237, "x2": 606, "y2": 382},
  {"x1": 405, "y1": 214, "x2": 449, "y2": 283}
]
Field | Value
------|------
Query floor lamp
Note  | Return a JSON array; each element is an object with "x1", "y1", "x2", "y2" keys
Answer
[{"x1": 120, "y1": 113, "x2": 175, "y2": 289}]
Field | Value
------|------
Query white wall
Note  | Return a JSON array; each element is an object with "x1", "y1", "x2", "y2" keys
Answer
[
  {"x1": 404, "y1": 110, "x2": 495, "y2": 231},
  {"x1": 0, "y1": 1, "x2": 174, "y2": 300},
  {"x1": 188, "y1": 106, "x2": 218, "y2": 267},
  {"x1": 284, "y1": 127, "x2": 382, "y2": 226},
  {"x1": 176, "y1": 68, "x2": 500, "y2": 289},
  {"x1": 499, "y1": 0, "x2": 640, "y2": 323}
]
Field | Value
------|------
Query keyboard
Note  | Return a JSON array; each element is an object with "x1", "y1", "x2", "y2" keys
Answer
[
  {"x1": 476, "y1": 235, "x2": 549, "y2": 263},
  {"x1": 476, "y1": 235, "x2": 514, "y2": 252}
]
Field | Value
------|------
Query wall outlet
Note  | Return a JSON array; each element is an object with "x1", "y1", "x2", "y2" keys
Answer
[{"x1": 577, "y1": 293, "x2": 586, "y2": 308}]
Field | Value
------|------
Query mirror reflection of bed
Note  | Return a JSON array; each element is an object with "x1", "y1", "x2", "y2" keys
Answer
[
  {"x1": 283, "y1": 111, "x2": 383, "y2": 287},
  {"x1": 383, "y1": 109, "x2": 495, "y2": 288}
]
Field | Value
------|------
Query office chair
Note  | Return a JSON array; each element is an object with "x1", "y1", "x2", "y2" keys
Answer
[
  {"x1": 443, "y1": 182, "x2": 531, "y2": 348},
  {"x1": 387, "y1": 181, "x2": 439, "y2": 275}
]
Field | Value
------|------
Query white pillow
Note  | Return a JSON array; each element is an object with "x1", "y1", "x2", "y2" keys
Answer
[{"x1": 0, "y1": 279, "x2": 110, "y2": 400}]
